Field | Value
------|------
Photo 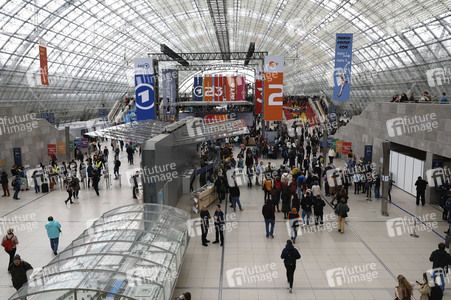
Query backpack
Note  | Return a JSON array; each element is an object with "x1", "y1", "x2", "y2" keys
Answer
[
  {"x1": 3, "y1": 235, "x2": 13, "y2": 251},
  {"x1": 285, "y1": 248, "x2": 297, "y2": 267},
  {"x1": 430, "y1": 285, "x2": 443, "y2": 300}
]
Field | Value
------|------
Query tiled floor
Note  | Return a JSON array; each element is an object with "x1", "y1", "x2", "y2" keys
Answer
[
  {"x1": 173, "y1": 157, "x2": 451, "y2": 300},
  {"x1": 1, "y1": 151, "x2": 449, "y2": 300}
]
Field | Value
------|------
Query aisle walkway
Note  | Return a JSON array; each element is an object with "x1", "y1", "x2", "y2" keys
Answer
[
  {"x1": 1, "y1": 149, "x2": 140, "y2": 298},
  {"x1": 173, "y1": 157, "x2": 449, "y2": 300}
]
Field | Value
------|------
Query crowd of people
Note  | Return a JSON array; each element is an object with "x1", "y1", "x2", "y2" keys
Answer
[
  {"x1": 194, "y1": 116, "x2": 450, "y2": 297},
  {"x1": 391, "y1": 91, "x2": 449, "y2": 103}
]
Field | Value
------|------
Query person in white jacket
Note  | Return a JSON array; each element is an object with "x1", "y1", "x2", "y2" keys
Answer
[{"x1": 328, "y1": 148, "x2": 336, "y2": 164}]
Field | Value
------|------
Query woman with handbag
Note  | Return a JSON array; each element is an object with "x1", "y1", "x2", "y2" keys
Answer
[{"x1": 334, "y1": 198, "x2": 349, "y2": 234}]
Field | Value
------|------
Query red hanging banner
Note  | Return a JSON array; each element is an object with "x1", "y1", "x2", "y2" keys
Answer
[{"x1": 39, "y1": 46, "x2": 49, "y2": 85}]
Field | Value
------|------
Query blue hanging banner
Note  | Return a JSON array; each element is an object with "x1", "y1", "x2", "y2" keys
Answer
[
  {"x1": 333, "y1": 33, "x2": 353, "y2": 101},
  {"x1": 13, "y1": 148, "x2": 22, "y2": 167},
  {"x1": 134, "y1": 58, "x2": 155, "y2": 121},
  {"x1": 193, "y1": 76, "x2": 203, "y2": 101},
  {"x1": 364, "y1": 145, "x2": 373, "y2": 164}
]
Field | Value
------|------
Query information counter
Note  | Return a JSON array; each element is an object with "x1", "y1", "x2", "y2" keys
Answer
[{"x1": 191, "y1": 183, "x2": 217, "y2": 213}]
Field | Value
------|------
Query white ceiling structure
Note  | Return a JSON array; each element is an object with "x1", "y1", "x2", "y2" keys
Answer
[{"x1": 0, "y1": 0, "x2": 450, "y2": 123}]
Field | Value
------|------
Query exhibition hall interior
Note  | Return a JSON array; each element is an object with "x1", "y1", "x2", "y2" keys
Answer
[{"x1": 0, "y1": 0, "x2": 450, "y2": 299}]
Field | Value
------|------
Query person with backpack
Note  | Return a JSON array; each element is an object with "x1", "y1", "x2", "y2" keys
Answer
[
  {"x1": 313, "y1": 194, "x2": 326, "y2": 227},
  {"x1": 45, "y1": 216, "x2": 62, "y2": 255},
  {"x1": 113, "y1": 157, "x2": 121, "y2": 179},
  {"x1": 1, "y1": 228, "x2": 19, "y2": 272},
  {"x1": 429, "y1": 275, "x2": 444, "y2": 300},
  {"x1": 429, "y1": 243, "x2": 451, "y2": 291},
  {"x1": 280, "y1": 240, "x2": 301, "y2": 293},
  {"x1": 10, "y1": 254, "x2": 33, "y2": 291},
  {"x1": 334, "y1": 198, "x2": 350, "y2": 233},
  {"x1": 12, "y1": 175, "x2": 21, "y2": 200}
]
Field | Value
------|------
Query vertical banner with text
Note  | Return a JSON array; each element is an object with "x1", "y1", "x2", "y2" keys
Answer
[
  {"x1": 134, "y1": 58, "x2": 155, "y2": 121},
  {"x1": 255, "y1": 67, "x2": 263, "y2": 115},
  {"x1": 39, "y1": 46, "x2": 49, "y2": 85},
  {"x1": 162, "y1": 69, "x2": 177, "y2": 115},
  {"x1": 333, "y1": 33, "x2": 353, "y2": 101},
  {"x1": 264, "y1": 56, "x2": 284, "y2": 121}
]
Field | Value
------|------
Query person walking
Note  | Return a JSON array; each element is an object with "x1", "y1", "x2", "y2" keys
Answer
[
  {"x1": 9, "y1": 255, "x2": 33, "y2": 291},
  {"x1": 71, "y1": 176, "x2": 80, "y2": 199},
  {"x1": 395, "y1": 275, "x2": 414, "y2": 300},
  {"x1": 328, "y1": 148, "x2": 335, "y2": 164},
  {"x1": 417, "y1": 272, "x2": 431, "y2": 300},
  {"x1": 334, "y1": 198, "x2": 350, "y2": 233},
  {"x1": 64, "y1": 179, "x2": 74, "y2": 205},
  {"x1": 212, "y1": 205, "x2": 224, "y2": 246},
  {"x1": 262, "y1": 199, "x2": 275, "y2": 238},
  {"x1": 429, "y1": 242, "x2": 451, "y2": 292},
  {"x1": 87, "y1": 163, "x2": 94, "y2": 188},
  {"x1": 313, "y1": 194, "x2": 326, "y2": 227},
  {"x1": 263, "y1": 176, "x2": 272, "y2": 202},
  {"x1": 92, "y1": 169, "x2": 100, "y2": 196},
  {"x1": 288, "y1": 208, "x2": 300, "y2": 244},
  {"x1": 229, "y1": 183, "x2": 243, "y2": 212},
  {"x1": 200, "y1": 205, "x2": 211, "y2": 247},
  {"x1": 280, "y1": 240, "x2": 301, "y2": 293},
  {"x1": 113, "y1": 157, "x2": 121, "y2": 179},
  {"x1": 300, "y1": 191, "x2": 313, "y2": 226},
  {"x1": 415, "y1": 176, "x2": 428, "y2": 206},
  {"x1": 281, "y1": 185, "x2": 291, "y2": 219},
  {"x1": 1, "y1": 169, "x2": 10, "y2": 197},
  {"x1": 1, "y1": 228, "x2": 19, "y2": 272},
  {"x1": 45, "y1": 216, "x2": 61, "y2": 255},
  {"x1": 12, "y1": 175, "x2": 21, "y2": 200}
]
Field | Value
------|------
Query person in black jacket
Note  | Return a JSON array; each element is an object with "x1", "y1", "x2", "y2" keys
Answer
[
  {"x1": 415, "y1": 176, "x2": 428, "y2": 206},
  {"x1": 213, "y1": 205, "x2": 224, "y2": 246},
  {"x1": 10, "y1": 255, "x2": 33, "y2": 291},
  {"x1": 200, "y1": 205, "x2": 211, "y2": 247},
  {"x1": 262, "y1": 199, "x2": 275, "y2": 238},
  {"x1": 245, "y1": 152, "x2": 254, "y2": 187},
  {"x1": 429, "y1": 243, "x2": 451, "y2": 292},
  {"x1": 300, "y1": 191, "x2": 313, "y2": 226},
  {"x1": 313, "y1": 195, "x2": 326, "y2": 227},
  {"x1": 1, "y1": 169, "x2": 10, "y2": 197},
  {"x1": 280, "y1": 240, "x2": 301, "y2": 293},
  {"x1": 229, "y1": 183, "x2": 243, "y2": 212},
  {"x1": 92, "y1": 169, "x2": 100, "y2": 196}
]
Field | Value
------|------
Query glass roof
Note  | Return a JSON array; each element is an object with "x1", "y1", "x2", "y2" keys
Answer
[
  {"x1": 9, "y1": 203, "x2": 190, "y2": 300},
  {"x1": 0, "y1": 0, "x2": 449, "y2": 122}
]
